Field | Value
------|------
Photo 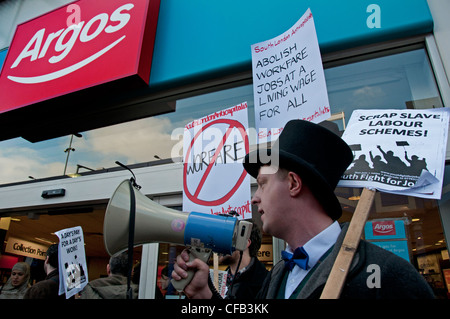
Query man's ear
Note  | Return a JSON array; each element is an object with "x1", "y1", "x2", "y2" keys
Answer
[{"x1": 287, "y1": 171, "x2": 302, "y2": 197}]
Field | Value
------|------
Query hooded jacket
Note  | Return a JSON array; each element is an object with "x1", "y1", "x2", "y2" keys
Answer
[{"x1": 80, "y1": 274, "x2": 139, "y2": 299}]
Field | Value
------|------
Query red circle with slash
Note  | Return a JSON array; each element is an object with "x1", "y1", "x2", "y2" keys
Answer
[{"x1": 183, "y1": 119, "x2": 249, "y2": 206}]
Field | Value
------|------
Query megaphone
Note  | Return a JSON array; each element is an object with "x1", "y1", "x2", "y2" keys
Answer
[{"x1": 103, "y1": 179, "x2": 252, "y2": 291}]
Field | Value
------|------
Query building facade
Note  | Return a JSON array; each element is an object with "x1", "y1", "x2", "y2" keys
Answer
[{"x1": 0, "y1": 0, "x2": 450, "y2": 298}]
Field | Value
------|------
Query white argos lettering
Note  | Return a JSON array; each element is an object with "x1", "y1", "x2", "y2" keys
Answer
[
  {"x1": 11, "y1": 29, "x2": 46, "y2": 68},
  {"x1": 50, "y1": 22, "x2": 84, "y2": 64},
  {"x1": 8, "y1": 36, "x2": 125, "y2": 84},
  {"x1": 10, "y1": 3, "x2": 134, "y2": 69},
  {"x1": 374, "y1": 224, "x2": 393, "y2": 233}
]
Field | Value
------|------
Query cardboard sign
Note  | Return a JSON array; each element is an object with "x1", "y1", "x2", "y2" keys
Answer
[
  {"x1": 209, "y1": 269, "x2": 228, "y2": 298},
  {"x1": 251, "y1": 8, "x2": 330, "y2": 142},
  {"x1": 0, "y1": 0, "x2": 160, "y2": 114},
  {"x1": 183, "y1": 102, "x2": 251, "y2": 219},
  {"x1": 339, "y1": 108, "x2": 450, "y2": 199},
  {"x1": 55, "y1": 226, "x2": 88, "y2": 299}
]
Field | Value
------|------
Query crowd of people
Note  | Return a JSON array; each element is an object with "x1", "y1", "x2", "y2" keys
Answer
[
  {"x1": 0, "y1": 244, "x2": 140, "y2": 299},
  {"x1": 0, "y1": 220, "x2": 266, "y2": 300}
]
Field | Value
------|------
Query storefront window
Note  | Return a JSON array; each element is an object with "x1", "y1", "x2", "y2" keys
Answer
[
  {"x1": 327, "y1": 47, "x2": 448, "y2": 298},
  {"x1": 0, "y1": 44, "x2": 448, "y2": 298},
  {"x1": 152, "y1": 46, "x2": 448, "y2": 299},
  {"x1": 0, "y1": 47, "x2": 442, "y2": 185},
  {"x1": 436, "y1": 165, "x2": 450, "y2": 297},
  {"x1": 325, "y1": 48, "x2": 443, "y2": 127}
]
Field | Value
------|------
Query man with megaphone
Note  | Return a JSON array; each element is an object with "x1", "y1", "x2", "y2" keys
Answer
[{"x1": 172, "y1": 119, "x2": 434, "y2": 299}]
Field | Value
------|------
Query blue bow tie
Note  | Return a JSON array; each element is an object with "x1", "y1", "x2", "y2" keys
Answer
[{"x1": 281, "y1": 247, "x2": 309, "y2": 271}]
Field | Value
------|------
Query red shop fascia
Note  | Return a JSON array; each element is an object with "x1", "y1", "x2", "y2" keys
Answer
[{"x1": 0, "y1": 0, "x2": 166, "y2": 142}]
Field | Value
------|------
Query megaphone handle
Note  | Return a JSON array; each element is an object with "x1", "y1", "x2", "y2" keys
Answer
[{"x1": 171, "y1": 247, "x2": 212, "y2": 292}]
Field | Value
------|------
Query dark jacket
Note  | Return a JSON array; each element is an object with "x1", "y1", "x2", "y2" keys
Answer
[
  {"x1": 79, "y1": 274, "x2": 139, "y2": 299},
  {"x1": 226, "y1": 257, "x2": 268, "y2": 299},
  {"x1": 258, "y1": 223, "x2": 435, "y2": 299},
  {"x1": 23, "y1": 270, "x2": 65, "y2": 299}
]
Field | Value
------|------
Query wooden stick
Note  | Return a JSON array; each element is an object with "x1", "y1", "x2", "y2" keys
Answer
[
  {"x1": 213, "y1": 253, "x2": 219, "y2": 290},
  {"x1": 320, "y1": 187, "x2": 376, "y2": 299}
]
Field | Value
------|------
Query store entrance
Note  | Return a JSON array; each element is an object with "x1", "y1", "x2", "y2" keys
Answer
[
  {"x1": 0, "y1": 205, "x2": 113, "y2": 285},
  {"x1": 337, "y1": 187, "x2": 450, "y2": 298}
]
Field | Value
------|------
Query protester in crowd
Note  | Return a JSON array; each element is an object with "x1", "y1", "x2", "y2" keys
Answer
[
  {"x1": 0, "y1": 262, "x2": 30, "y2": 299},
  {"x1": 172, "y1": 119, "x2": 435, "y2": 299},
  {"x1": 217, "y1": 220, "x2": 268, "y2": 299},
  {"x1": 79, "y1": 252, "x2": 138, "y2": 299},
  {"x1": 23, "y1": 244, "x2": 65, "y2": 299}
]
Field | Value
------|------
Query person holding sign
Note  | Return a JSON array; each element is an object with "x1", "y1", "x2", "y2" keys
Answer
[{"x1": 172, "y1": 120, "x2": 434, "y2": 299}]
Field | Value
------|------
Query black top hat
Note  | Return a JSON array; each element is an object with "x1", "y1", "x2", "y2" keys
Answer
[{"x1": 243, "y1": 119, "x2": 353, "y2": 220}]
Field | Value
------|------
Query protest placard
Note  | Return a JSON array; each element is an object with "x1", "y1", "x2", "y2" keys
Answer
[
  {"x1": 251, "y1": 8, "x2": 330, "y2": 142},
  {"x1": 209, "y1": 269, "x2": 228, "y2": 298},
  {"x1": 55, "y1": 226, "x2": 88, "y2": 298},
  {"x1": 183, "y1": 102, "x2": 251, "y2": 219},
  {"x1": 338, "y1": 108, "x2": 450, "y2": 199},
  {"x1": 323, "y1": 108, "x2": 449, "y2": 298}
]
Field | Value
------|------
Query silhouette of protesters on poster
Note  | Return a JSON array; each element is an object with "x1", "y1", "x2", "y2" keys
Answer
[
  {"x1": 350, "y1": 154, "x2": 371, "y2": 172},
  {"x1": 404, "y1": 151, "x2": 428, "y2": 176},
  {"x1": 345, "y1": 144, "x2": 429, "y2": 188},
  {"x1": 376, "y1": 145, "x2": 408, "y2": 173},
  {"x1": 369, "y1": 151, "x2": 387, "y2": 172}
]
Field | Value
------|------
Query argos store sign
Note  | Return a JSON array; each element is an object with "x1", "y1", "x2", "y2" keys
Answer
[
  {"x1": 364, "y1": 219, "x2": 407, "y2": 240},
  {"x1": 0, "y1": 0, "x2": 160, "y2": 115},
  {"x1": 10, "y1": 4, "x2": 138, "y2": 82}
]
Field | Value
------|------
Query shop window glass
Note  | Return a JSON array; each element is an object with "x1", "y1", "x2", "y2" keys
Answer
[
  {"x1": 0, "y1": 48, "x2": 442, "y2": 185},
  {"x1": 325, "y1": 48, "x2": 443, "y2": 131},
  {"x1": 326, "y1": 48, "x2": 447, "y2": 298},
  {"x1": 0, "y1": 44, "x2": 448, "y2": 297},
  {"x1": 153, "y1": 47, "x2": 448, "y2": 298},
  {"x1": 436, "y1": 165, "x2": 450, "y2": 297}
]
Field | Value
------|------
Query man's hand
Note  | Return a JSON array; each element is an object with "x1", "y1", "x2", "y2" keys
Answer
[{"x1": 171, "y1": 249, "x2": 213, "y2": 299}]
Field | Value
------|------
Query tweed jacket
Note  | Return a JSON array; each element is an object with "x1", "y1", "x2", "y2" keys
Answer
[{"x1": 258, "y1": 223, "x2": 435, "y2": 299}]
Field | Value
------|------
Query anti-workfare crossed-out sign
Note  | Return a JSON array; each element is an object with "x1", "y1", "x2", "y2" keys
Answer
[{"x1": 183, "y1": 102, "x2": 251, "y2": 219}]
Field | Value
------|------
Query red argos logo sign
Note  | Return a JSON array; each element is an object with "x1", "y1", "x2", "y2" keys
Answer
[
  {"x1": 372, "y1": 221, "x2": 396, "y2": 236},
  {"x1": 0, "y1": 0, "x2": 160, "y2": 114}
]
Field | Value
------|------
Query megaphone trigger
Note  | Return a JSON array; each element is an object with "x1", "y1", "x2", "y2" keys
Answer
[
  {"x1": 171, "y1": 220, "x2": 253, "y2": 294},
  {"x1": 170, "y1": 247, "x2": 212, "y2": 292}
]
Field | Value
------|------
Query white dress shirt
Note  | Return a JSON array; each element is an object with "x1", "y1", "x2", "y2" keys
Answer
[{"x1": 284, "y1": 221, "x2": 341, "y2": 298}]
